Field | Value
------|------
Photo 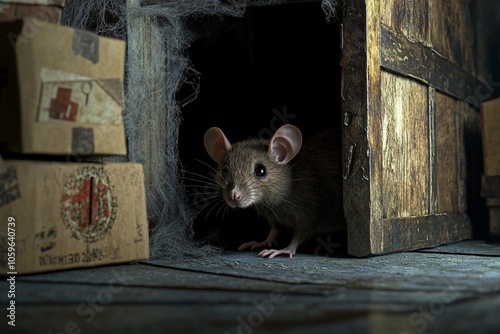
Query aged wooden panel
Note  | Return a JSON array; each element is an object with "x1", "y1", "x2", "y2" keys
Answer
[
  {"x1": 380, "y1": 0, "x2": 430, "y2": 45},
  {"x1": 489, "y1": 206, "x2": 500, "y2": 236},
  {"x1": 381, "y1": 71, "x2": 429, "y2": 219},
  {"x1": 457, "y1": 100, "x2": 468, "y2": 212},
  {"x1": 341, "y1": 0, "x2": 372, "y2": 256},
  {"x1": 434, "y1": 92, "x2": 459, "y2": 213},
  {"x1": 382, "y1": 213, "x2": 470, "y2": 253},
  {"x1": 355, "y1": 0, "x2": 476, "y2": 255},
  {"x1": 429, "y1": 0, "x2": 475, "y2": 75},
  {"x1": 365, "y1": 0, "x2": 384, "y2": 254},
  {"x1": 481, "y1": 175, "x2": 500, "y2": 197},
  {"x1": 428, "y1": 87, "x2": 437, "y2": 214},
  {"x1": 481, "y1": 98, "x2": 500, "y2": 176},
  {"x1": 380, "y1": 25, "x2": 479, "y2": 101}
]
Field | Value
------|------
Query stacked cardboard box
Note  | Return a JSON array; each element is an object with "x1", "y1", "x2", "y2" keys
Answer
[
  {"x1": 481, "y1": 98, "x2": 500, "y2": 238},
  {"x1": 0, "y1": 15, "x2": 149, "y2": 273},
  {"x1": 0, "y1": 0, "x2": 65, "y2": 24}
]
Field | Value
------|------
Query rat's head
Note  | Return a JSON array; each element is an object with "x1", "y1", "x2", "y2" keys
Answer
[{"x1": 204, "y1": 125, "x2": 303, "y2": 209}]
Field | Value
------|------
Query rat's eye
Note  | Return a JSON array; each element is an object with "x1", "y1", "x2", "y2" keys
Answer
[
  {"x1": 254, "y1": 163, "x2": 267, "y2": 178},
  {"x1": 221, "y1": 164, "x2": 229, "y2": 177}
]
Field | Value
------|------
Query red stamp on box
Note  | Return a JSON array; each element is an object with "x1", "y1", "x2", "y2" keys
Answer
[
  {"x1": 60, "y1": 166, "x2": 117, "y2": 243},
  {"x1": 48, "y1": 87, "x2": 78, "y2": 121}
]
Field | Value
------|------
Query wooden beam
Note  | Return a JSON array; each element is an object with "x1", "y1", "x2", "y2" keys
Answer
[
  {"x1": 341, "y1": 0, "x2": 372, "y2": 257},
  {"x1": 481, "y1": 175, "x2": 500, "y2": 197},
  {"x1": 382, "y1": 213, "x2": 472, "y2": 254},
  {"x1": 380, "y1": 24, "x2": 480, "y2": 102}
]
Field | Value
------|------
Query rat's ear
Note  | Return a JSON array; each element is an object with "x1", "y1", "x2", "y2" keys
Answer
[
  {"x1": 268, "y1": 124, "x2": 302, "y2": 165},
  {"x1": 204, "y1": 127, "x2": 232, "y2": 163}
]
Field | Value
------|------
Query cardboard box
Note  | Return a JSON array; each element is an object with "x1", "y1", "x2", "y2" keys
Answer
[
  {"x1": 0, "y1": 18, "x2": 127, "y2": 156},
  {"x1": 0, "y1": 0, "x2": 65, "y2": 24},
  {"x1": 0, "y1": 160, "x2": 149, "y2": 274},
  {"x1": 481, "y1": 98, "x2": 500, "y2": 176}
]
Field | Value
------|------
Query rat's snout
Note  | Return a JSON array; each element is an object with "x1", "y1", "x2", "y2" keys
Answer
[
  {"x1": 231, "y1": 189, "x2": 242, "y2": 202},
  {"x1": 224, "y1": 186, "x2": 251, "y2": 208}
]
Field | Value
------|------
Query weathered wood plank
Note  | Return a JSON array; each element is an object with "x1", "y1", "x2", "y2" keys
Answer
[
  {"x1": 429, "y1": 0, "x2": 476, "y2": 75},
  {"x1": 428, "y1": 87, "x2": 437, "y2": 214},
  {"x1": 380, "y1": 0, "x2": 430, "y2": 45},
  {"x1": 382, "y1": 213, "x2": 471, "y2": 254},
  {"x1": 380, "y1": 24, "x2": 479, "y2": 101},
  {"x1": 434, "y1": 92, "x2": 459, "y2": 213},
  {"x1": 487, "y1": 198, "x2": 500, "y2": 206},
  {"x1": 341, "y1": 0, "x2": 372, "y2": 256},
  {"x1": 418, "y1": 240, "x2": 500, "y2": 256},
  {"x1": 366, "y1": 0, "x2": 384, "y2": 254},
  {"x1": 457, "y1": 100, "x2": 468, "y2": 212},
  {"x1": 490, "y1": 207, "x2": 500, "y2": 237},
  {"x1": 148, "y1": 250, "x2": 500, "y2": 293},
  {"x1": 17, "y1": 263, "x2": 335, "y2": 295},
  {"x1": 6, "y1": 297, "x2": 500, "y2": 334},
  {"x1": 487, "y1": 199, "x2": 500, "y2": 236},
  {"x1": 3, "y1": 242, "x2": 499, "y2": 333},
  {"x1": 481, "y1": 175, "x2": 500, "y2": 197},
  {"x1": 8, "y1": 280, "x2": 468, "y2": 313},
  {"x1": 369, "y1": 294, "x2": 500, "y2": 334},
  {"x1": 381, "y1": 71, "x2": 429, "y2": 219},
  {"x1": 481, "y1": 98, "x2": 500, "y2": 176},
  {"x1": 365, "y1": 0, "x2": 384, "y2": 254}
]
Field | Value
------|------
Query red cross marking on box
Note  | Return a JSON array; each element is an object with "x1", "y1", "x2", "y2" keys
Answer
[{"x1": 49, "y1": 87, "x2": 78, "y2": 121}]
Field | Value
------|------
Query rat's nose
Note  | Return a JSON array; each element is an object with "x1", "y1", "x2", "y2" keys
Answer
[{"x1": 231, "y1": 190, "x2": 242, "y2": 202}]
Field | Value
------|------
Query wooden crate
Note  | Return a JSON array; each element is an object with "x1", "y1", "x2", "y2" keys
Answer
[
  {"x1": 129, "y1": 0, "x2": 481, "y2": 256},
  {"x1": 341, "y1": 0, "x2": 478, "y2": 256}
]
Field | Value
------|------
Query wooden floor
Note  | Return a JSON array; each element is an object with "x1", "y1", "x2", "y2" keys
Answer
[{"x1": 1, "y1": 240, "x2": 500, "y2": 334}]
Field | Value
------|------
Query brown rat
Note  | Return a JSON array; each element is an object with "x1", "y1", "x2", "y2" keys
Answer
[{"x1": 203, "y1": 124, "x2": 345, "y2": 258}]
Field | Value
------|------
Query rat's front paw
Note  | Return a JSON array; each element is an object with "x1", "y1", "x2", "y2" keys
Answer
[
  {"x1": 238, "y1": 240, "x2": 274, "y2": 251},
  {"x1": 258, "y1": 248, "x2": 295, "y2": 259}
]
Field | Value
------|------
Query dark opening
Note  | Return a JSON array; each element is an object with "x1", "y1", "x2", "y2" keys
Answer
[{"x1": 178, "y1": 3, "x2": 344, "y2": 252}]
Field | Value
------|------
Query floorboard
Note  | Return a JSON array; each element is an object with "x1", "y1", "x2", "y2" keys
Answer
[{"x1": 1, "y1": 240, "x2": 499, "y2": 333}]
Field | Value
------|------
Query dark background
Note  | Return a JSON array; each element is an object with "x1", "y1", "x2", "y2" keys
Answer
[{"x1": 178, "y1": 3, "x2": 343, "y2": 250}]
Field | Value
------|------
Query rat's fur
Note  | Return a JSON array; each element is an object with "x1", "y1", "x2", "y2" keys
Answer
[{"x1": 212, "y1": 127, "x2": 346, "y2": 254}]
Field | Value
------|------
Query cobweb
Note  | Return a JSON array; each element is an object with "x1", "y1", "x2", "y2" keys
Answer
[{"x1": 61, "y1": 0, "x2": 338, "y2": 259}]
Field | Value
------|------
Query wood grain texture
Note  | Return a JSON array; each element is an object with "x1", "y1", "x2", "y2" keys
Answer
[
  {"x1": 380, "y1": 0, "x2": 430, "y2": 45},
  {"x1": 341, "y1": 0, "x2": 372, "y2": 256},
  {"x1": 381, "y1": 71, "x2": 429, "y2": 219},
  {"x1": 380, "y1": 25, "x2": 479, "y2": 101},
  {"x1": 382, "y1": 213, "x2": 471, "y2": 253},
  {"x1": 8, "y1": 296, "x2": 500, "y2": 334},
  {"x1": 434, "y1": 92, "x2": 459, "y2": 213},
  {"x1": 481, "y1": 175, "x2": 500, "y2": 197},
  {"x1": 481, "y1": 98, "x2": 500, "y2": 176},
  {"x1": 366, "y1": 0, "x2": 384, "y2": 254},
  {"x1": 428, "y1": 87, "x2": 437, "y2": 214},
  {"x1": 418, "y1": 239, "x2": 500, "y2": 256},
  {"x1": 489, "y1": 207, "x2": 500, "y2": 236},
  {"x1": 457, "y1": 101, "x2": 468, "y2": 212},
  {"x1": 5, "y1": 242, "x2": 499, "y2": 333},
  {"x1": 429, "y1": 0, "x2": 476, "y2": 75}
]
